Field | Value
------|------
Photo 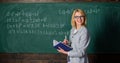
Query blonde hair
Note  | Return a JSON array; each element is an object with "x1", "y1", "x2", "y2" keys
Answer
[{"x1": 71, "y1": 9, "x2": 87, "y2": 28}]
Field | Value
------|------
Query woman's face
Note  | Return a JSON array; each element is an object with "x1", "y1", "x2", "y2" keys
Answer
[{"x1": 74, "y1": 12, "x2": 84, "y2": 25}]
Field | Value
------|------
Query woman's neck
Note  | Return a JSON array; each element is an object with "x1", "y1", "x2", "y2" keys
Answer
[{"x1": 76, "y1": 25, "x2": 82, "y2": 30}]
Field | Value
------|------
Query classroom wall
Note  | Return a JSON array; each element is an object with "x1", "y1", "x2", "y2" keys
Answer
[
  {"x1": 0, "y1": 0, "x2": 65, "y2": 2},
  {"x1": 0, "y1": 53, "x2": 120, "y2": 63},
  {"x1": 0, "y1": 0, "x2": 119, "y2": 2}
]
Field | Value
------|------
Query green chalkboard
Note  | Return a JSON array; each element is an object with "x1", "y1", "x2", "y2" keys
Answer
[{"x1": 0, "y1": 3, "x2": 120, "y2": 53}]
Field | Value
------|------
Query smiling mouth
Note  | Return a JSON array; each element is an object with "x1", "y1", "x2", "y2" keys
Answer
[{"x1": 76, "y1": 20, "x2": 82, "y2": 23}]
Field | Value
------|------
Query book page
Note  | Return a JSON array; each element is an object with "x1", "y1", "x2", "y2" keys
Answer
[{"x1": 53, "y1": 40, "x2": 59, "y2": 46}]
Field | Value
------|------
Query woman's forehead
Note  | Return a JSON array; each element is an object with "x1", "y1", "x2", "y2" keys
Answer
[{"x1": 74, "y1": 12, "x2": 82, "y2": 16}]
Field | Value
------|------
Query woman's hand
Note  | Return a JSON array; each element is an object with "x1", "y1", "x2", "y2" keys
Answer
[
  {"x1": 62, "y1": 39, "x2": 69, "y2": 45},
  {"x1": 57, "y1": 47, "x2": 68, "y2": 55}
]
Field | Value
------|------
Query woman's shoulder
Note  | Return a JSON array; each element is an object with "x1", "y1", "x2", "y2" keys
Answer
[
  {"x1": 71, "y1": 27, "x2": 75, "y2": 31},
  {"x1": 81, "y1": 26, "x2": 88, "y2": 33}
]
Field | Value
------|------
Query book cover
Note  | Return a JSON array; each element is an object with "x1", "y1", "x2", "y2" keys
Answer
[{"x1": 53, "y1": 40, "x2": 72, "y2": 51}]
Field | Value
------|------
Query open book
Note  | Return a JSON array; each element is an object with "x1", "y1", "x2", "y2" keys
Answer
[{"x1": 53, "y1": 40, "x2": 72, "y2": 51}]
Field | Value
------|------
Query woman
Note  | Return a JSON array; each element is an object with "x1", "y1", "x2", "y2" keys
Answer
[{"x1": 57, "y1": 9, "x2": 90, "y2": 63}]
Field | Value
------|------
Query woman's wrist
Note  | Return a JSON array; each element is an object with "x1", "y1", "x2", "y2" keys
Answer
[{"x1": 63, "y1": 51, "x2": 68, "y2": 55}]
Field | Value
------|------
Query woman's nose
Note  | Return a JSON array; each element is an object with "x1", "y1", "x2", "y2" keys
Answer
[{"x1": 77, "y1": 17, "x2": 81, "y2": 21}]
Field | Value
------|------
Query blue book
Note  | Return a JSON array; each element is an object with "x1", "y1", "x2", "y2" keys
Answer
[{"x1": 53, "y1": 40, "x2": 72, "y2": 51}]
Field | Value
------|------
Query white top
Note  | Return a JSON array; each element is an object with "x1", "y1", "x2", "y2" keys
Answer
[{"x1": 73, "y1": 29, "x2": 77, "y2": 34}]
